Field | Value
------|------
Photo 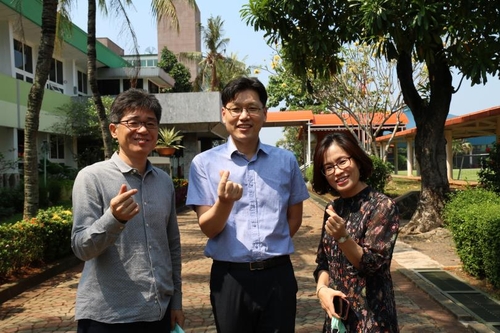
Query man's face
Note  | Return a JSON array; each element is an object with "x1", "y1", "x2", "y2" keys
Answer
[
  {"x1": 109, "y1": 108, "x2": 159, "y2": 159},
  {"x1": 222, "y1": 89, "x2": 267, "y2": 147}
]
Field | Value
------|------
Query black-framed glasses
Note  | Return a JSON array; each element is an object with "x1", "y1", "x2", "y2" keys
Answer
[
  {"x1": 116, "y1": 120, "x2": 158, "y2": 130},
  {"x1": 224, "y1": 106, "x2": 262, "y2": 117},
  {"x1": 322, "y1": 157, "x2": 351, "y2": 176}
]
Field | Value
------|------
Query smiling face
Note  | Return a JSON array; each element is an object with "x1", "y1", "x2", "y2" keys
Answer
[
  {"x1": 323, "y1": 142, "x2": 367, "y2": 198},
  {"x1": 110, "y1": 108, "x2": 159, "y2": 163},
  {"x1": 222, "y1": 89, "x2": 267, "y2": 151}
]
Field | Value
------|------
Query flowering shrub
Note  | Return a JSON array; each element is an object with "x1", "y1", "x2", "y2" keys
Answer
[
  {"x1": 173, "y1": 178, "x2": 188, "y2": 208},
  {"x1": 0, "y1": 206, "x2": 72, "y2": 279}
]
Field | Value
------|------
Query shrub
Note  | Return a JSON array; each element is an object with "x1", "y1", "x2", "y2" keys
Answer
[
  {"x1": 367, "y1": 155, "x2": 393, "y2": 192},
  {"x1": 0, "y1": 206, "x2": 73, "y2": 279},
  {"x1": 35, "y1": 206, "x2": 73, "y2": 261},
  {"x1": 172, "y1": 178, "x2": 188, "y2": 208},
  {"x1": 478, "y1": 142, "x2": 500, "y2": 193},
  {"x1": 0, "y1": 220, "x2": 44, "y2": 277},
  {"x1": 444, "y1": 188, "x2": 500, "y2": 285}
]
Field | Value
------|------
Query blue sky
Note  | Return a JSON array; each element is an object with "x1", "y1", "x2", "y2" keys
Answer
[{"x1": 71, "y1": 0, "x2": 500, "y2": 146}]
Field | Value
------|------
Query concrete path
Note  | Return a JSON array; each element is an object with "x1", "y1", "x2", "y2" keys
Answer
[{"x1": 0, "y1": 198, "x2": 486, "y2": 332}]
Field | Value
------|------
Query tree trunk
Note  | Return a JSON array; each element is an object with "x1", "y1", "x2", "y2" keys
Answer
[
  {"x1": 88, "y1": 0, "x2": 113, "y2": 160},
  {"x1": 23, "y1": 0, "x2": 58, "y2": 220},
  {"x1": 396, "y1": 48, "x2": 452, "y2": 234}
]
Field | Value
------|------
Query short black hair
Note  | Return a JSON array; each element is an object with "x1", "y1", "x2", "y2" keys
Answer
[
  {"x1": 109, "y1": 88, "x2": 162, "y2": 123},
  {"x1": 221, "y1": 77, "x2": 267, "y2": 107},
  {"x1": 312, "y1": 132, "x2": 373, "y2": 195}
]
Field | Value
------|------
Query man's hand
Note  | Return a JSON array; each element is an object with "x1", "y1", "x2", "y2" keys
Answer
[
  {"x1": 110, "y1": 184, "x2": 139, "y2": 223},
  {"x1": 217, "y1": 170, "x2": 243, "y2": 203}
]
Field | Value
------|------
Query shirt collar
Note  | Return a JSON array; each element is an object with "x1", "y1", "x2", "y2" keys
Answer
[
  {"x1": 225, "y1": 137, "x2": 270, "y2": 159},
  {"x1": 111, "y1": 152, "x2": 155, "y2": 175}
]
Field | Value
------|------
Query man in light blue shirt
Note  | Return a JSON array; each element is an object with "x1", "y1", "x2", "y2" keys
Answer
[{"x1": 187, "y1": 77, "x2": 309, "y2": 333}]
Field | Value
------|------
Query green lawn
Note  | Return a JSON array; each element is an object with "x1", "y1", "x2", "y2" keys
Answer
[{"x1": 395, "y1": 168, "x2": 480, "y2": 181}]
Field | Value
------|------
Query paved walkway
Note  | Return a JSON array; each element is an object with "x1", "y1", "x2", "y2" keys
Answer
[{"x1": 0, "y1": 198, "x2": 484, "y2": 332}]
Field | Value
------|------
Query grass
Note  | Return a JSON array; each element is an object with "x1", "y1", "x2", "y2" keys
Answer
[
  {"x1": 396, "y1": 168, "x2": 480, "y2": 181},
  {"x1": 384, "y1": 177, "x2": 421, "y2": 198}
]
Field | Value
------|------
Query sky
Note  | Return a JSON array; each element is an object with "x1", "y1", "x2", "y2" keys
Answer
[{"x1": 70, "y1": 0, "x2": 500, "y2": 146}]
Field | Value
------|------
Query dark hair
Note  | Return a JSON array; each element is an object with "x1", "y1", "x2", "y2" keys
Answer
[
  {"x1": 312, "y1": 132, "x2": 373, "y2": 195},
  {"x1": 221, "y1": 77, "x2": 267, "y2": 107},
  {"x1": 109, "y1": 88, "x2": 162, "y2": 123}
]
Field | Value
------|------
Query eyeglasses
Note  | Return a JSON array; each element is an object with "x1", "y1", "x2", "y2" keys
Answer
[
  {"x1": 224, "y1": 106, "x2": 262, "y2": 117},
  {"x1": 116, "y1": 120, "x2": 158, "y2": 130},
  {"x1": 322, "y1": 157, "x2": 351, "y2": 176}
]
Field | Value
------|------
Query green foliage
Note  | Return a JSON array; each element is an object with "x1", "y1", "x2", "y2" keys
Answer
[
  {"x1": 366, "y1": 156, "x2": 393, "y2": 192},
  {"x1": 158, "y1": 46, "x2": 192, "y2": 93},
  {"x1": 0, "y1": 220, "x2": 44, "y2": 277},
  {"x1": 0, "y1": 185, "x2": 24, "y2": 220},
  {"x1": 0, "y1": 206, "x2": 72, "y2": 278},
  {"x1": 305, "y1": 163, "x2": 314, "y2": 183},
  {"x1": 444, "y1": 188, "x2": 500, "y2": 286},
  {"x1": 51, "y1": 97, "x2": 115, "y2": 167},
  {"x1": 158, "y1": 46, "x2": 178, "y2": 72},
  {"x1": 478, "y1": 142, "x2": 500, "y2": 193},
  {"x1": 242, "y1": 0, "x2": 500, "y2": 85},
  {"x1": 173, "y1": 178, "x2": 188, "y2": 207},
  {"x1": 35, "y1": 206, "x2": 73, "y2": 261},
  {"x1": 276, "y1": 127, "x2": 304, "y2": 165},
  {"x1": 170, "y1": 62, "x2": 192, "y2": 92},
  {"x1": 157, "y1": 127, "x2": 184, "y2": 149}
]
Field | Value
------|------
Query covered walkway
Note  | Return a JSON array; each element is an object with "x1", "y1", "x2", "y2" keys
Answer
[{"x1": 376, "y1": 106, "x2": 500, "y2": 180}]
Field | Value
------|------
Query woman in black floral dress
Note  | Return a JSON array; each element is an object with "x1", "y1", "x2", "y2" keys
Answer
[{"x1": 311, "y1": 132, "x2": 399, "y2": 332}]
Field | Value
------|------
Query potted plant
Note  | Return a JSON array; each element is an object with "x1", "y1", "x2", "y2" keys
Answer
[{"x1": 155, "y1": 127, "x2": 184, "y2": 156}]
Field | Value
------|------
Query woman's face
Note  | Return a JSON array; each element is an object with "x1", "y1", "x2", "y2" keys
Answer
[{"x1": 322, "y1": 142, "x2": 366, "y2": 198}]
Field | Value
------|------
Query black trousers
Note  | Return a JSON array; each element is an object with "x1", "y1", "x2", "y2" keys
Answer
[
  {"x1": 210, "y1": 257, "x2": 298, "y2": 333},
  {"x1": 77, "y1": 304, "x2": 171, "y2": 333}
]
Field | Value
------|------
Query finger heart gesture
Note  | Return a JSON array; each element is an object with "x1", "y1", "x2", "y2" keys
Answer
[{"x1": 218, "y1": 170, "x2": 243, "y2": 203}]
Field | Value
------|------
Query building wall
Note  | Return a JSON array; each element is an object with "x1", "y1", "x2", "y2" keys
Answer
[{"x1": 157, "y1": 0, "x2": 201, "y2": 80}]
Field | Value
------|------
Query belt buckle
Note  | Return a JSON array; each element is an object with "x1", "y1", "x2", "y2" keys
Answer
[{"x1": 249, "y1": 261, "x2": 265, "y2": 271}]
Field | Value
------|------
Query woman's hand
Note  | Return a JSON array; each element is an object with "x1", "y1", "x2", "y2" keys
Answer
[
  {"x1": 325, "y1": 205, "x2": 348, "y2": 241},
  {"x1": 316, "y1": 285, "x2": 346, "y2": 319}
]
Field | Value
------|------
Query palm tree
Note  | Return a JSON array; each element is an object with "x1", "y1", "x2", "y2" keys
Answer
[
  {"x1": 23, "y1": 0, "x2": 59, "y2": 219},
  {"x1": 183, "y1": 15, "x2": 230, "y2": 91}
]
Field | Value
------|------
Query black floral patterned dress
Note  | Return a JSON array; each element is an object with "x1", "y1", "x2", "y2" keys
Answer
[{"x1": 313, "y1": 186, "x2": 400, "y2": 332}]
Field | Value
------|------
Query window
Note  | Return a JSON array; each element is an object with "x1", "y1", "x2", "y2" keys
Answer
[
  {"x1": 49, "y1": 135, "x2": 65, "y2": 159},
  {"x1": 98, "y1": 79, "x2": 121, "y2": 95},
  {"x1": 78, "y1": 70, "x2": 88, "y2": 95},
  {"x1": 146, "y1": 59, "x2": 157, "y2": 67},
  {"x1": 123, "y1": 78, "x2": 143, "y2": 91},
  {"x1": 148, "y1": 80, "x2": 159, "y2": 93},
  {"x1": 46, "y1": 58, "x2": 64, "y2": 93},
  {"x1": 49, "y1": 59, "x2": 63, "y2": 84},
  {"x1": 13, "y1": 39, "x2": 33, "y2": 82}
]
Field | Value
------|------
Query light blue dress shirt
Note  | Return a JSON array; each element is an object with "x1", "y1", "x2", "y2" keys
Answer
[{"x1": 187, "y1": 138, "x2": 310, "y2": 262}]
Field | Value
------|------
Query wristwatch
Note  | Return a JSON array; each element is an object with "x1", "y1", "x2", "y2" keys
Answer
[{"x1": 337, "y1": 234, "x2": 350, "y2": 244}]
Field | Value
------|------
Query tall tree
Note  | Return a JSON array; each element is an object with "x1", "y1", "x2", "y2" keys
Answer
[
  {"x1": 87, "y1": 0, "x2": 118, "y2": 160},
  {"x1": 183, "y1": 15, "x2": 230, "y2": 91},
  {"x1": 242, "y1": 0, "x2": 500, "y2": 233},
  {"x1": 23, "y1": 0, "x2": 59, "y2": 219}
]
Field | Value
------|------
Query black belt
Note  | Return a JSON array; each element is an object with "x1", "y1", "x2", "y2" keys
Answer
[{"x1": 213, "y1": 255, "x2": 291, "y2": 271}]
